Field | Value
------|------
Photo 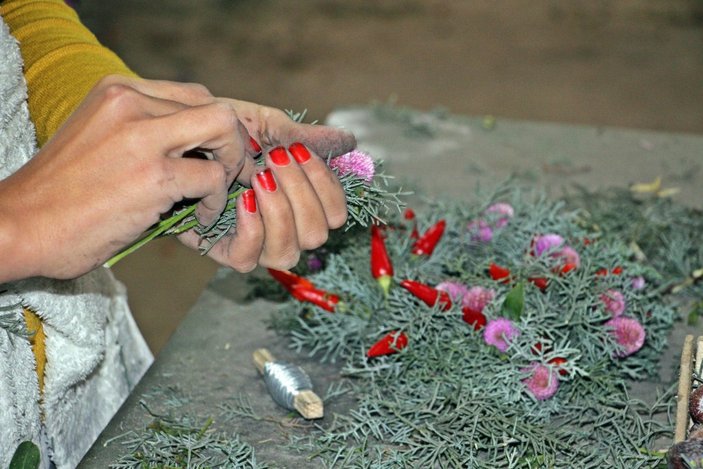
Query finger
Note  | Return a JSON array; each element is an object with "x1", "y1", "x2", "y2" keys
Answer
[
  {"x1": 266, "y1": 146, "x2": 329, "y2": 250},
  {"x1": 220, "y1": 99, "x2": 357, "y2": 157},
  {"x1": 212, "y1": 189, "x2": 263, "y2": 272},
  {"x1": 251, "y1": 168, "x2": 300, "y2": 269},
  {"x1": 179, "y1": 189, "x2": 265, "y2": 272},
  {"x1": 287, "y1": 142, "x2": 348, "y2": 229},
  {"x1": 162, "y1": 157, "x2": 228, "y2": 227},
  {"x1": 148, "y1": 103, "x2": 249, "y2": 178},
  {"x1": 101, "y1": 75, "x2": 216, "y2": 106}
]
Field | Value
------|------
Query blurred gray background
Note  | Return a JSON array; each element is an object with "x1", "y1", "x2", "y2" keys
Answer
[{"x1": 75, "y1": 0, "x2": 703, "y2": 353}]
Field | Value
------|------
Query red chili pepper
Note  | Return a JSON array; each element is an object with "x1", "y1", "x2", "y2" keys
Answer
[
  {"x1": 548, "y1": 357, "x2": 569, "y2": 376},
  {"x1": 488, "y1": 262, "x2": 511, "y2": 283},
  {"x1": 289, "y1": 286, "x2": 339, "y2": 313},
  {"x1": 268, "y1": 268, "x2": 315, "y2": 292},
  {"x1": 461, "y1": 306, "x2": 487, "y2": 331},
  {"x1": 403, "y1": 208, "x2": 419, "y2": 240},
  {"x1": 595, "y1": 266, "x2": 623, "y2": 277},
  {"x1": 411, "y1": 219, "x2": 446, "y2": 256},
  {"x1": 404, "y1": 208, "x2": 416, "y2": 220},
  {"x1": 370, "y1": 224, "x2": 394, "y2": 295},
  {"x1": 560, "y1": 263, "x2": 577, "y2": 275},
  {"x1": 367, "y1": 331, "x2": 408, "y2": 358},
  {"x1": 400, "y1": 279, "x2": 452, "y2": 311},
  {"x1": 528, "y1": 277, "x2": 549, "y2": 291}
]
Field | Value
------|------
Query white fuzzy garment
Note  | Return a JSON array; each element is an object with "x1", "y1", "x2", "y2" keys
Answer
[{"x1": 0, "y1": 18, "x2": 153, "y2": 469}]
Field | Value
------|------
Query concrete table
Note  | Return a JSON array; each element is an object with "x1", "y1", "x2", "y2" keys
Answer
[{"x1": 81, "y1": 106, "x2": 703, "y2": 467}]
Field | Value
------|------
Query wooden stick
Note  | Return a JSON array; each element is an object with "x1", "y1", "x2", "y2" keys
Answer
[
  {"x1": 252, "y1": 348, "x2": 324, "y2": 419},
  {"x1": 675, "y1": 335, "x2": 695, "y2": 443}
]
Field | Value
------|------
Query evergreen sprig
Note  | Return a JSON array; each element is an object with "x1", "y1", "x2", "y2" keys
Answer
[{"x1": 268, "y1": 184, "x2": 681, "y2": 467}]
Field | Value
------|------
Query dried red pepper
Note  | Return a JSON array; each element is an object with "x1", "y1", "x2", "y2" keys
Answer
[
  {"x1": 367, "y1": 331, "x2": 409, "y2": 358},
  {"x1": 289, "y1": 286, "x2": 339, "y2": 313},
  {"x1": 404, "y1": 208, "x2": 419, "y2": 240},
  {"x1": 268, "y1": 268, "x2": 339, "y2": 312},
  {"x1": 548, "y1": 357, "x2": 569, "y2": 376},
  {"x1": 411, "y1": 219, "x2": 446, "y2": 256},
  {"x1": 488, "y1": 262, "x2": 511, "y2": 283},
  {"x1": 595, "y1": 266, "x2": 623, "y2": 277},
  {"x1": 462, "y1": 306, "x2": 487, "y2": 331},
  {"x1": 528, "y1": 276, "x2": 549, "y2": 291},
  {"x1": 267, "y1": 268, "x2": 314, "y2": 292},
  {"x1": 399, "y1": 279, "x2": 452, "y2": 311},
  {"x1": 370, "y1": 224, "x2": 394, "y2": 295}
]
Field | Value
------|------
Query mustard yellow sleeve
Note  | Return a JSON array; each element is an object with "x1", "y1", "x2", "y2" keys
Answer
[{"x1": 0, "y1": 0, "x2": 137, "y2": 146}]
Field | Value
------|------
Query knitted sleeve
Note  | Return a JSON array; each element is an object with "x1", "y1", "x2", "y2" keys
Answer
[{"x1": 0, "y1": 0, "x2": 137, "y2": 146}]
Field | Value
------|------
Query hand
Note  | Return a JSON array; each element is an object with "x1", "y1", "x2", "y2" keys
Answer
[
  {"x1": 0, "y1": 75, "x2": 255, "y2": 281},
  {"x1": 98, "y1": 80, "x2": 357, "y2": 272},
  {"x1": 178, "y1": 98, "x2": 358, "y2": 272}
]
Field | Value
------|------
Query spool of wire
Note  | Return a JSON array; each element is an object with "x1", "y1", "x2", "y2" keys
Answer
[{"x1": 253, "y1": 348, "x2": 324, "y2": 419}]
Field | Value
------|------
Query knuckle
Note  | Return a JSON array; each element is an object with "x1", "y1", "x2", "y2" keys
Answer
[
  {"x1": 184, "y1": 82, "x2": 213, "y2": 99},
  {"x1": 327, "y1": 207, "x2": 348, "y2": 230},
  {"x1": 100, "y1": 83, "x2": 138, "y2": 112},
  {"x1": 300, "y1": 229, "x2": 328, "y2": 251}
]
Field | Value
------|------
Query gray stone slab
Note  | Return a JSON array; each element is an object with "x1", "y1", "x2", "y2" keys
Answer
[{"x1": 81, "y1": 106, "x2": 703, "y2": 467}]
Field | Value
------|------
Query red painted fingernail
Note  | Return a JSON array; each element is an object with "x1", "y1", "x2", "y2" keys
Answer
[
  {"x1": 249, "y1": 136, "x2": 262, "y2": 154},
  {"x1": 256, "y1": 169, "x2": 277, "y2": 192},
  {"x1": 288, "y1": 142, "x2": 311, "y2": 164},
  {"x1": 269, "y1": 146, "x2": 290, "y2": 166},
  {"x1": 241, "y1": 189, "x2": 257, "y2": 213}
]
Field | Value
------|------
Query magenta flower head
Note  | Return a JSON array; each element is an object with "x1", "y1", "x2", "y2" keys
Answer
[
  {"x1": 467, "y1": 219, "x2": 494, "y2": 242},
  {"x1": 484, "y1": 202, "x2": 514, "y2": 228},
  {"x1": 328, "y1": 150, "x2": 375, "y2": 183},
  {"x1": 522, "y1": 363, "x2": 560, "y2": 401},
  {"x1": 600, "y1": 289, "x2": 626, "y2": 317},
  {"x1": 631, "y1": 276, "x2": 646, "y2": 290},
  {"x1": 533, "y1": 234, "x2": 564, "y2": 257},
  {"x1": 436, "y1": 281, "x2": 469, "y2": 303},
  {"x1": 554, "y1": 246, "x2": 580, "y2": 269},
  {"x1": 605, "y1": 316, "x2": 645, "y2": 357},
  {"x1": 463, "y1": 286, "x2": 496, "y2": 312},
  {"x1": 483, "y1": 318, "x2": 520, "y2": 353}
]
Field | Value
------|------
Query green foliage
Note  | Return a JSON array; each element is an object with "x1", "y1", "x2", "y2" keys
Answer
[
  {"x1": 502, "y1": 281, "x2": 525, "y2": 321},
  {"x1": 268, "y1": 184, "x2": 681, "y2": 467},
  {"x1": 9, "y1": 441, "x2": 40, "y2": 469}
]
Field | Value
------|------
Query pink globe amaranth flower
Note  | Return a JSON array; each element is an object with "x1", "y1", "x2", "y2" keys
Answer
[
  {"x1": 436, "y1": 281, "x2": 469, "y2": 303},
  {"x1": 553, "y1": 245, "x2": 580, "y2": 269},
  {"x1": 467, "y1": 219, "x2": 494, "y2": 242},
  {"x1": 462, "y1": 286, "x2": 495, "y2": 312},
  {"x1": 483, "y1": 318, "x2": 520, "y2": 353},
  {"x1": 533, "y1": 234, "x2": 564, "y2": 257},
  {"x1": 484, "y1": 202, "x2": 514, "y2": 228},
  {"x1": 522, "y1": 363, "x2": 560, "y2": 401},
  {"x1": 631, "y1": 276, "x2": 646, "y2": 290},
  {"x1": 600, "y1": 289, "x2": 626, "y2": 317},
  {"x1": 328, "y1": 150, "x2": 375, "y2": 183},
  {"x1": 605, "y1": 316, "x2": 646, "y2": 357}
]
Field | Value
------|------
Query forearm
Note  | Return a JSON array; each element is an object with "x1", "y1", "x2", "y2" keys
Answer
[{"x1": 0, "y1": 0, "x2": 136, "y2": 146}]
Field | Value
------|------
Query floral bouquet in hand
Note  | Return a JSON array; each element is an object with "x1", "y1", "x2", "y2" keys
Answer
[{"x1": 106, "y1": 127, "x2": 404, "y2": 267}]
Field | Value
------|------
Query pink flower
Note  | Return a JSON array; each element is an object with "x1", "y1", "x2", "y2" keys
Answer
[
  {"x1": 631, "y1": 276, "x2": 646, "y2": 290},
  {"x1": 483, "y1": 318, "x2": 520, "y2": 353},
  {"x1": 467, "y1": 219, "x2": 494, "y2": 242},
  {"x1": 484, "y1": 202, "x2": 514, "y2": 228},
  {"x1": 533, "y1": 234, "x2": 564, "y2": 257},
  {"x1": 554, "y1": 246, "x2": 580, "y2": 269},
  {"x1": 329, "y1": 150, "x2": 375, "y2": 182},
  {"x1": 522, "y1": 363, "x2": 560, "y2": 401},
  {"x1": 600, "y1": 289, "x2": 626, "y2": 317},
  {"x1": 436, "y1": 281, "x2": 469, "y2": 303},
  {"x1": 462, "y1": 286, "x2": 495, "y2": 312},
  {"x1": 605, "y1": 316, "x2": 646, "y2": 357}
]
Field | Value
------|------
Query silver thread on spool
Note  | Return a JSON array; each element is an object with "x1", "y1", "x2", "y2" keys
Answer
[
  {"x1": 253, "y1": 348, "x2": 324, "y2": 419},
  {"x1": 263, "y1": 361, "x2": 313, "y2": 410}
]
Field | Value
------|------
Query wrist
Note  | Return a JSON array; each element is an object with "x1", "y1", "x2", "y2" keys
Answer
[{"x1": 0, "y1": 184, "x2": 40, "y2": 283}]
